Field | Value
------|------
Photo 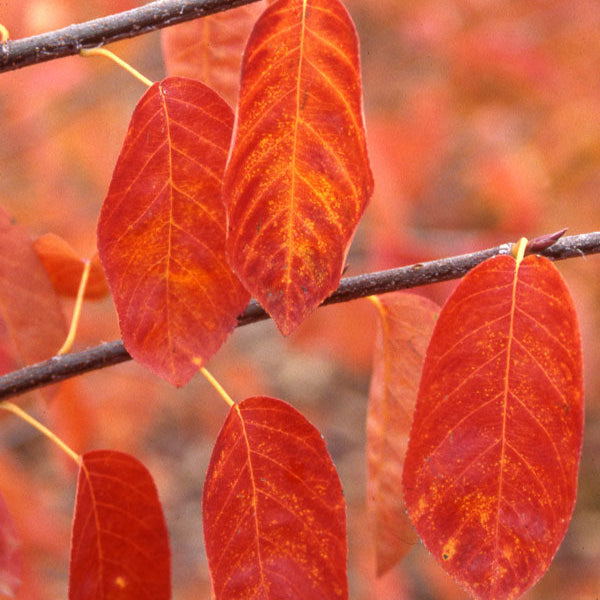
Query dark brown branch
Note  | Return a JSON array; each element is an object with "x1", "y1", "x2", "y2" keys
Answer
[
  {"x1": 0, "y1": 231, "x2": 598, "y2": 401},
  {"x1": 0, "y1": 0, "x2": 260, "y2": 73}
]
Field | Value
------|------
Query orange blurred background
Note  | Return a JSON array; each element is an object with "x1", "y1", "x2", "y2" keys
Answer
[{"x1": 1, "y1": 1, "x2": 599, "y2": 598}]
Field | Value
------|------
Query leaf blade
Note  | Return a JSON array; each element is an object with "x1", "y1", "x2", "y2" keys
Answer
[
  {"x1": 68, "y1": 450, "x2": 171, "y2": 600},
  {"x1": 0, "y1": 491, "x2": 22, "y2": 597},
  {"x1": 0, "y1": 206, "x2": 67, "y2": 370},
  {"x1": 33, "y1": 233, "x2": 109, "y2": 299},
  {"x1": 97, "y1": 77, "x2": 250, "y2": 386},
  {"x1": 161, "y1": 2, "x2": 268, "y2": 107},
  {"x1": 203, "y1": 396, "x2": 347, "y2": 600},
  {"x1": 223, "y1": 0, "x2": 374, "y2": 335},
  {"x1": 367, "y1": 292, "x2": 439, "y2": 575},
  {"x1": 402, "y1": 254, "x2": 584, "y2": 600}
]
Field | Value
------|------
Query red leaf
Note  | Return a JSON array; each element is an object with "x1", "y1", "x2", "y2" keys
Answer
[
  {"x1": 367, "y1": 292, "x2": 439, "y2": 576},
  {"x1": 69, "y1": 450, "x2": 171, "y2": 600},
  {"x1": 0, "y1": 206, "x2": 67, "y2": 370},
  {"x1": 33, "y1": 233, "x2": 109, "y2": 299},
  {"x1": 203, "y1": 396, "x2": 347, "y2": 600},
  {"x1": 97, "y1": 77, "x2": 250, "y2": 386},
  {"x1": 0, "y1": 492, "x2": 22, "y2": 597},
  {"x1": 223, "y1": 0, "x2": 374, "y2": 335},
  {"x1": 403, "y1": 254, "x2": 584, "y2": 600},
  {"x1": 161, "y1": 2, "x2": 268, "y2": 107}
]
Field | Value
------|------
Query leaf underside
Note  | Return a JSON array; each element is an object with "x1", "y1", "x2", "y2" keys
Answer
[{"x1": 367, "y1": 292, "x2": 439, "y2": 575}]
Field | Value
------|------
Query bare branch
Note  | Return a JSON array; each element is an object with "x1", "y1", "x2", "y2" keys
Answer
[
  {"x1": 0, "y1": 231, "x2": 598, "y2": 401},
  {"x1": 0, "y1": 0, "x2": 260, "y2": 73}
]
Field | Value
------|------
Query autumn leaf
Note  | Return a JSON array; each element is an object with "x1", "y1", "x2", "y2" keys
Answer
[
  {"x1": 367, "y1": 292, "x2": 439, "y2": 576},
  {"x1": 403, "y1": 254, "x2": 584, "y2": 600},
  {"x1": 0, "y1": 492, "x2": 22, "y2": 598},
  {"x1": 33, "y1": 233, "x2": 109, "y2": 299},
  {"x1": 97, "y1": 77, "x2": 250, "y2": 387},
  {"x1": 223, "y1": 0, "x2": 374, "y2": 335},
  {"x1": 69, "y1": 450, "x2": 171, "y2": 600},
  {"x1": 203, "y1": 396, "x2": 347, "y2": 600},
  {"x1": 161, "y1": 2, "x2": 268, "y2": 107},
  {"x1": 0, "y1": 206, "x2": 67, "y2": 370}
]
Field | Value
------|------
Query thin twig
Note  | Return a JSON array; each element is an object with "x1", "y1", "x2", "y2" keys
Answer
[
  {"x1": 0, "y1": 231, "x2": 598, "y2": 401},
  {"x1": 0, "y1": 0, "x2": 260, "y2": 73}
]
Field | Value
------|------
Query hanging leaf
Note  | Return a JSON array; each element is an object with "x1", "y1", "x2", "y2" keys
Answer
[
  {"x1": 69, "y1": 450, "x2": 171, "y2": 600},
  {"x1": 203, "y1": 396, "x2": 347, "y2": 600},
  {"x1": 367, "y1": 292, "x2": 439, "y2": 576},
  {"x1": 0, "y1": 492, "x2": 22, "y2": 597},
  {"x1": 223, "y1": 0, "x2": 374, "y2": 335},
  {"x1": 33, "y1": 233, "x2": 109, "y2": 299},
  {"x1": 403, "y1": 254, "x2": 584, "y2": 600},
  {"x1": 161, "y1": 2, "x2": 268, "y2": 107},
  {"x1": 97, "y1": 77, "x2": 250, "y2": 387},
  {"x1": 0, "y1": 206, "x2": 67, "y2": 370}
]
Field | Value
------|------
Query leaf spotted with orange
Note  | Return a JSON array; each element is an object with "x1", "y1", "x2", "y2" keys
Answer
[
  {"x1": 223, "y1": 0, "x2": 374, "y2": 335},
  {"x1": 367, "y1": 293, "x2": 439, "y2": 575},
  {"x1": 402, "y1": 254, "x2": 584, "y2": 600},
  {"x1": 203, "y1": 396, "x2": 347, "y2": 600},
  {"x1": 97, "y1": 77, "x2": 250, "y2": 386},
  {"x1": 69, "y1": 450, "x2": 171, "y2": 600}
]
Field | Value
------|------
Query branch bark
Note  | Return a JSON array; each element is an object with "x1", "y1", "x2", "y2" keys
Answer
[
  {"x1": 0, "y1": 231, "x2": 598, "y2": 401},
  {"x1": 0, "y1": 0, "x2": 260, "y2": 73}
]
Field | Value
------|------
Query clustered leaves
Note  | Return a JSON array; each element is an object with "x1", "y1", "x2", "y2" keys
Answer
[{"x1": 0, "y1": 0, "x2": 592, "y2": 599}]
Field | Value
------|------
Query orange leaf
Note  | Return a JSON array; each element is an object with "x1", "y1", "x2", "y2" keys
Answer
[
  {"x1": 223, "y1": 0, "x2": 374, "y2": 335},
  {"x1": 33, "y1": 233, "x2": 109, "y2": 299},
  {"x1": 403, "y1": 254, "x2": 584, "y2": 600},
  {"x1": 69, "y1": 450, "x2": 171, "y2": 600},
  {"x1": 161, "y1": 2, "x2": 268, "y2": 107},
  {"x1": 97, "y1": 77, "x2": 250, "y2": 386},
  {"x1": 0, "y1": 206, "x2": 67, "y2": 370},
  {"x1": 203, "y1": 396, "x2": 347, "y2": 600},
  {"x1": 367, "y1": 292, "x2": 439, "y2": 576},
  {"x1": 0, "y1": 492, "x2": 22, "y2": 597}
]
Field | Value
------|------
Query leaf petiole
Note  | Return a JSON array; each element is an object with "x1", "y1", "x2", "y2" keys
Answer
[
  {"x1": 80, "y1": 47, "x2": 153, "y2": 87},
  {"x1": 200, "y1": 367, "x2": 235, "y2": 408},
  {"x1": 0, "y1": 401, "x2": 80, "y2": 464},
  {"x1": 57, "y1": 259, "x2": 92, "y2": 355},
  {"x1": 510, "y1": 237, "x2": 528, "y2": 265}
]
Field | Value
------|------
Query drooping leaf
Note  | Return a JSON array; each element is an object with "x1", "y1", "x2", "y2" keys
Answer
[
  {"x1": 203, "y1": 396, "x2": 347, "y2": 600},
  {"x1": 161, "y1": 2, "x2": 268, "y2": 107},
  {"x1": 367, "y1": 292, "x2": 439, "y2": 576},
  {"x1": 69, "y1": 450, "x2": 171, "y2": 600},
  {"x1": 0, "y1": 492, "x2": 22, "y2": 598},
  {"x1": 223, "y1": 0, "x2": 374, "y2": 335},
  {"x1": 402, "y1": 254, "x2": 584, "y2": 600},
  {"x1": 33, "y1": 233, "x2": 109, "y2": 299},
  {"x1": 97, "y1": 77, "x2": 250, "y2": 387},
  {"x1": 0, "y1": 206, "x2": 67, "y2": 371}
]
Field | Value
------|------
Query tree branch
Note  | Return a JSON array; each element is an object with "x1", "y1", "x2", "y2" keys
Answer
[
  {"x1": 0, "y1": 0, "x2": 260, "y2": 73},
  {"x1": 0, "y1": 231, "x2": 598, "y2": 401}
]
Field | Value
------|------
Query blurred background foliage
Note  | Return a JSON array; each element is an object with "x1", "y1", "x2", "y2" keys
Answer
[{"x1": 0, "y1": 0, "x2": 599, "y2": 598}]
